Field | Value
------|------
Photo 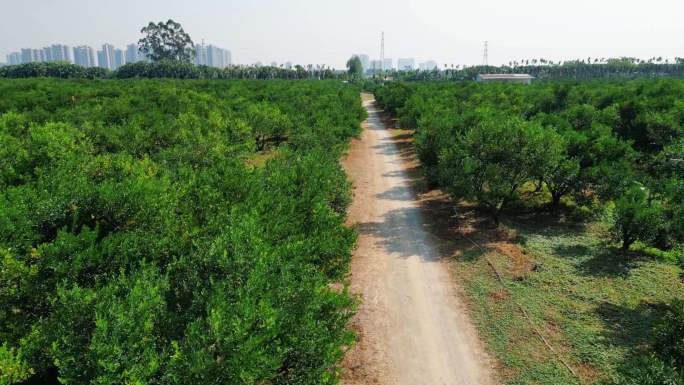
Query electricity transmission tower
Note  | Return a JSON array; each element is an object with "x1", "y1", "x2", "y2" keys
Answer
[
  {"x1": 380, "y1": 31, "x2": 385, "y2": 72},
  {"x1": 482, "y1": 41, "x2": 489, "y2": 66}
]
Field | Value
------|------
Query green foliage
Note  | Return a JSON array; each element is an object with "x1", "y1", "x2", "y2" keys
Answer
[
  {"x1": 380, "y1": 58, "x2": 684, "y2": 81},
  {"x1": 376, "y1": 78, "x2": 684, "y2": 384},
  {"x1": 346, "y1": 56, "x2": 363, "y2": 77},
  {"x1": 655, "y1": 300, "x2": 684, "y2": 371},
  {"x1": 376, "y1": 79, "x2": 684, "y2": 245},
  {"x1": 440, "y1": 117, "x2": 554, "y2": 225},
  {"x1": 0, "y1": 78, "x2": 364, "y2": 384},
  {"x1": 0, "y1": 62, "x2": 109, "y2": 79},
  {"x1": 0, "y1": 62, "x2": 348, "y2": 81},
  {"x1": 449, "y1": 202, "x2": 684, "y2": 385},
  {"x1": 612, "y1": 185, "x2": 666, "y2": 251},
  {"x1": 619, "y1": 353, "x2": 684, "y2": 385},
  {"x1": 620, "y1": 300, "x2": 684, "y2": 385},
  {"x1": 0, "y1": 342, "x2": 33, "y2": 385},
  {"x1": 247, "y1": 102, "x2": 291, "y2": 151},
  {"x1": 138, "y1": 20, "x2": 195, "y2": 62}
]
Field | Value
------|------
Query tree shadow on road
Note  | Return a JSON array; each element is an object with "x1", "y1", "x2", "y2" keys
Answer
[{"x1": 356, "y1": 105, "x2": 492, "y2": 263}]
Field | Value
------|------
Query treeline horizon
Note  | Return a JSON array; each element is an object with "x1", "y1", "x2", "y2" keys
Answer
[
  {"x1": 383, "y1": 57, "x2": 684, "y2": 80},
  {"x1": 4, "y1": 57, "x2": 684, "y2": 80}
]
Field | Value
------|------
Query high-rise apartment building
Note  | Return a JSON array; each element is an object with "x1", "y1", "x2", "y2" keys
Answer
[
  {"x1": 21, "y1": 48, "x2": 37, "y2": 63},
  {"x1": 97, "y1": 43, "x2": 114, "y2": 69},
  {"x1": 419, "y1": 60, "x2": 439, "y2": 71},
  {"x1": 49, "y1": 45, "x2": 72, "y2": 62},
  {"x1": 195, "y1": 43, "x2": 231, "y2": 68},
  {"x1": 397, "y1": 58, "x2": 415, "y2": 71},
  {"x1": 207, "y1": 45, "x2": 231, "y2": 68},
  {"x1": 42, "y1": 47, "x2": 53, "y2": 62},
  {"x1": 97, "y1": 43, "x2": 124, "y2": 69},
  {"x1": 34, "y1": 49, "x2": 46, "y2": 62},
  {"x1": 114, "y1": 49, "x2": 125, "y2": 69},
  {"x1": 125, "y1": 44, "x2": 142, "y2": 64},
  {"x1": 73, "y1": 45, "x2": 96, "y2": 67},
  {"x1": 357, "y1": 54, "x2": 370, "y2": 71},
  {"x1": 7, "y1": 52, "x2": 21, "y2": 65},
  {"x1": 223, "y1": 49, "x2": 232, "y2": 67},
  {"x1": 206, "y1": 45, "x2": 222, "y2": 67},
  {"x1": 39, "y1": 45, "x2": 71, "y2": 63},
  {"x1": 8, "y1": 45, "x2": 70, "y2": 65},
  {"x1": 194, "y1": 44, "x2": 208, "y2": 66}
]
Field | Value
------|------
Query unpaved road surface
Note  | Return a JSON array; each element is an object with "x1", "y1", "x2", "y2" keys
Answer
[{"x1": 341, "y1": 95, "x2": 495, "y2": 385}]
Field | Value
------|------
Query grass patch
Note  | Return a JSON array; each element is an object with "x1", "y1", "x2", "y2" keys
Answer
[{"x1": 450, "y1": 213, "x2": 684, "y2": 384}]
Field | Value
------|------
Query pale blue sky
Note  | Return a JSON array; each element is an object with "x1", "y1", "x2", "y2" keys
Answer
[{"x1": 1, "y1": 0, "x2": 682, "y2": 67}]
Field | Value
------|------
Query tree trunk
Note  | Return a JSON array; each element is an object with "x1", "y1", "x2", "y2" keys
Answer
[
  {"x1": 551, "y1": 192, "x2": 562, "y2": 209},
  {"x1": 491, "y1": 210, "x2": 500, "y2": 228}
]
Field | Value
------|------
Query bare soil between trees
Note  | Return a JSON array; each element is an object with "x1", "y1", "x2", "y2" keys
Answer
[{"x1": 340, "y1": 94, "x2": 496, "y2": 385}]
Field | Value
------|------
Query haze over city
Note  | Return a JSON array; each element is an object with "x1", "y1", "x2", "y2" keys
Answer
[{"x1": 1, "y1": 0, "x2": 682, "y2": 68}]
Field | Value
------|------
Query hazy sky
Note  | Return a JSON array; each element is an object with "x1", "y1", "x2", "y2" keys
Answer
[{"x1": 1, "y1": 0, "x2": 682, "y2": 68}]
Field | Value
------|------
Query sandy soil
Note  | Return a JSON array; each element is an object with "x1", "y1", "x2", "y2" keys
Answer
[{"x1": 341, "y1": 94, "x2": 496, "y2": 385}]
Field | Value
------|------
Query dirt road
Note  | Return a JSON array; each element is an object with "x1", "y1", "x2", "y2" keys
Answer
[{"x1": 341, "y1": 94, "x2": 495, "y2": 385}]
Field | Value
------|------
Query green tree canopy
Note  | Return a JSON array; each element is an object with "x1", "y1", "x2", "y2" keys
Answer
[
  {"x1": 612, "y1": 185, "x2": 666, "y2": 251},
  {"x1": 346, "y1": 56, "x2": 363, "y2": 77},
  {"x1": 439, "y1": 117, "x2": 554, "y2": 226},
  {"x1": 138, "y1": 19, "x2": 195, "y2": 62}
]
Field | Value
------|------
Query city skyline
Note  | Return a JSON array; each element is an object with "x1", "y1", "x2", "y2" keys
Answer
[
  {"x1": 3, "y1": 39, "x2": 397, "y2": 71},
  {"x1": 5, "y1": 40, "x2": 428, "y2": 72},
  {"x1": 4, "y1": 41, "x2": 234, "y2": 70},
  {"x1": 2, "y1": 0, "x2": 682, "y2": 69}
]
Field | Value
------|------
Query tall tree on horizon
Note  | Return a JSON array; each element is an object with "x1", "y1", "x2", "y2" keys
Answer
[
  {"x1": 346, "y1": 55, "x2": 363, "y2": 77},
  {"x1": 138, "y1": 19, "x2": 195, "y2": 62}
]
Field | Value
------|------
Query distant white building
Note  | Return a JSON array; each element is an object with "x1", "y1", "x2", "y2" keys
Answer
[
  {"x1": 194, "y1": 44, "x2": 207, "y2": 66},
  {"x1": 125, "y1": 44, "x2": 143, "y2": 64},
  {"x1": 45, "y1": 45, "x2": 71, "y2": 63},
  {"x1": 369, "y1": 60, "x2": 382, "y2": 72},
  {"x1": 41, "y1": 47, "x2": 53, "y2": 62},
  {"x1": 114, "y1": 49, "x2": 125, "y2": 68},
  {"x1": 7, "y1": 52, "x2": 21, "y2": 65},
  {"x1": 419, "y1": 60, "x2": 439, "y2": 71},
  {"x1": 475, "y1": 73, "x2": 534, "y2": 84},
  {"x1": 383, "y1": 58, "x2": 393, "y2": 70},
  {"x1": 97, "y1": 43, "x2": 117, "y2": 69},
  {"x1": 357, "y1": 54, "x2": 370, "y2": 71},
  {"x1": 73, "y1": 45, "x2": 96, "y2": 67},
  {"x1": 195, "y1": 43, "x2": 231, "y2": 68},
  {"x1": 34, "y1": 49, "x2": 46, "y2": 62},
  {"x1": 95, "y1": 44, "x2": 125, "y2": 69},
  {"x1": 206, "y1": 45, "x2": 220, "y2": 66},
  {"x1": 397, "y1": 58, "x2": 415, "y2": 71},
  {"x1": 207, "y1": 45, "x2": 230, "y2": 68},
  {"x1": 21, "y1": 48, "x2": 37, "y2": 63}
]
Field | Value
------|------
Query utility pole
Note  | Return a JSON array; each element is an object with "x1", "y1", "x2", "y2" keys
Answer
[
  {"x1": 380, "y1": 31, "x2": 385, "y2": 73},
  {"x1": 482, "y1": 41, "x2": 489, "y2": 66}
]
